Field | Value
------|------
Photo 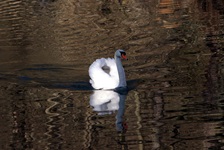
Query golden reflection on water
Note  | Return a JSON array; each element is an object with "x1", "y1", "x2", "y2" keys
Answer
[{"x1": 44, "y1": 94, "x2": 63, "y2": 150}]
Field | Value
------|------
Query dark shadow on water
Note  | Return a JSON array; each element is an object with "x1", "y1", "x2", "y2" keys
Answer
[
  {"x1": 47, "y1": 79, "x2": 141, "y2": 91},
  {"x1": 53, "y1": 79, "x2": 142, "y2": 91},
  {"x1": 20, "y1": 64, "x2": 74, "y2": 72},
  {"x1": 49, "y1": 81, "x2": 94, "y2": 90},
  {"x1": 20, "y1": 64, "x2": 142, "y2": 91},
  {"x1": 1, "y1": 64, "x2": 142, "y2": 91}
]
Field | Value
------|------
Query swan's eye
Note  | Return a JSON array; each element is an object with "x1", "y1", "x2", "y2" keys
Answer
[
  {"x1": 120, "y1": 52, "x2": 126, "y2": 56},
  {"x1": 120, "y1": 52, "x2": 127, "y2": 59}
]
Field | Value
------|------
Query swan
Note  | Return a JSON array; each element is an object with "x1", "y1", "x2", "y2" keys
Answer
[{"x1": 89, "y1": 49, "x2": 127, "y2": 90}]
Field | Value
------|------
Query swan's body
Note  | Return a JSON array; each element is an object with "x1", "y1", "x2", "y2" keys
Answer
[{"x1": 89, "y1": 49, "x2": 127, "y2": 90}]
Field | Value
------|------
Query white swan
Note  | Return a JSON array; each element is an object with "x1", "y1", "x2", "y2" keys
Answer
[{"x1": 89, "y1": 49, "x2": 127, "y2": 90}]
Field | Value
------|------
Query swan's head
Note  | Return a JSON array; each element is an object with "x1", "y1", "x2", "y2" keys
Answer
[{"x1": 115, "y1": 49, "x2": 127, "y2": 60}]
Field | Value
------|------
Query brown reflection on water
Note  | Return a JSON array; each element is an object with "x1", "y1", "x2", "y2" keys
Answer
[
  {"x1": 0, "y1": 0, "x2": 224, "y2": 150},
  {"x1": 157, "y1": 0, "x2": 181, "y2": 28},
  {"x1": 0, "y1": 82, "x2": 93, "y2": 149},
  {"x1": 44, "y1": 94, "x2": 66, "y2": 150}
]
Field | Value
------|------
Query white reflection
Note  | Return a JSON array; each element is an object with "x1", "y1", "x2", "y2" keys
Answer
[
  {"x1": 90, "y1": 90, "x2": 127, "y2": 132},
  {"x1": 90, "y1": 90, "x2": 120, "y2": 115}
]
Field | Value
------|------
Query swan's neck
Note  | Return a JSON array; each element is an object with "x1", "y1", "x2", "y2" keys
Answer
[{"x1": 115, "y1": 57, "x2": 127, "y2": 87}]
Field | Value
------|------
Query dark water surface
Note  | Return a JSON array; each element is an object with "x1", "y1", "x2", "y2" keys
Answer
[{"x1": 0, "y1": 0, "x2": 224, "y2": 150}]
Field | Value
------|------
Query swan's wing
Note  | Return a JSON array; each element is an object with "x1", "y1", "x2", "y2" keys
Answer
[
  {"x1": 89, "y1": 58, "x2": 119, "y2": 89},
  {"x1": 104, "y1": 58, "x2": 119, "y2": 77}
]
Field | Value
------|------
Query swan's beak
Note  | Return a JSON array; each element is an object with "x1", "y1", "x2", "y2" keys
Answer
[{"x1": 121, "y1": 54, "x2": 127, "y2": 60}]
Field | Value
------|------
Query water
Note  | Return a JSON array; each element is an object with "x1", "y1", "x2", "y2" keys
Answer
[{"x1": 0, "y1": 0, "x2": 224, "y2": 149}]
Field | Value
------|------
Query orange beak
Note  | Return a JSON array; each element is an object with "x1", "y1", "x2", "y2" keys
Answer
[{"x1": 121, "y1": 54, "x2": 127, "y2": 60}]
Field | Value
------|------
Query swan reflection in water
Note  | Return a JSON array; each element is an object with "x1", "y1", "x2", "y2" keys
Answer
[{"x1": 90, "y1": 90, "x2": 128, "y2": 132}]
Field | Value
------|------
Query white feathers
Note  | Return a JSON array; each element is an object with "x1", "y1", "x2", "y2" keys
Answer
[
  {"x1": 88, "y1": 50, "x2": 127, "y2": 90},
  {"x1": 89, "y1": 58, "x2": 119, "y2": 89}
]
